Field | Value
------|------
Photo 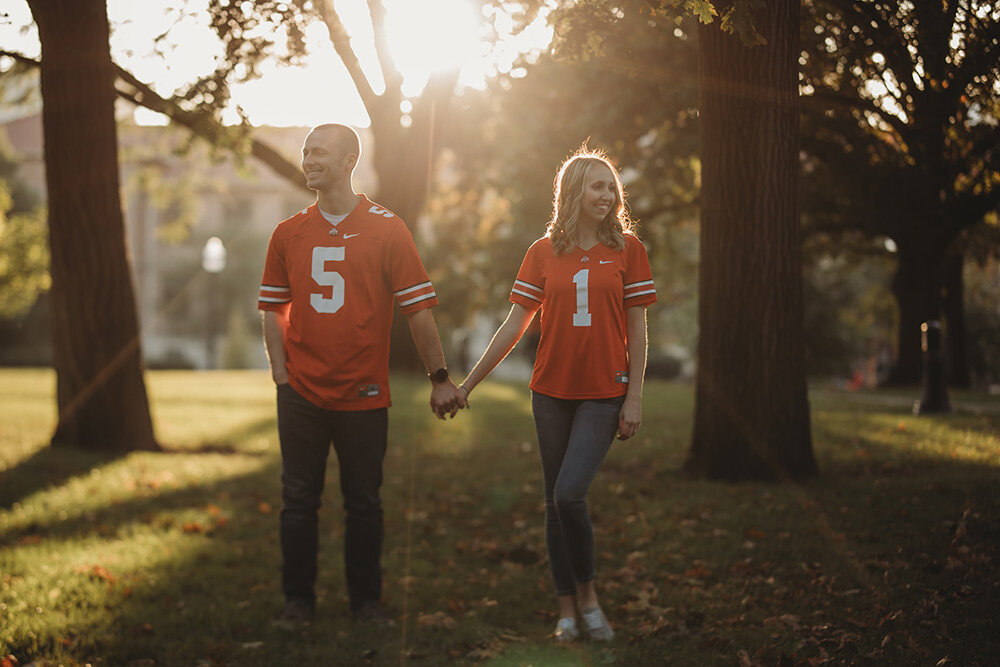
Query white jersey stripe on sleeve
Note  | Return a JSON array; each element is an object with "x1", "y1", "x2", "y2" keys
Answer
[
  {"x1": 399, "y1": 292, "x2": 436, "y2": 308},
  {"x1": 624, "y1": 288, "x2": 657, "y2": 299},
  {"x1": 260, "y1": 285, "x2": 290, "y2": 293},
  {"x1": 511, "y1": 288, "x2": 542, "y2": 303},
  {"x1": 259, "y1": 296, "x2": 291, "y2": 304},
  {"x1": 624, "y1": 280, "x2": 654, "y2": 290},
  {"x1": 394, "y1": 281, "x2": 433, "y2": 297},
  {"x1": 514, "y1": 279, "x2": 543, "y2": 294}
]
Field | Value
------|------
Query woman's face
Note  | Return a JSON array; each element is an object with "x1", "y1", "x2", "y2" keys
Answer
[{"x1": 579, "y1": 163, "x2": 617, "y2": 225}]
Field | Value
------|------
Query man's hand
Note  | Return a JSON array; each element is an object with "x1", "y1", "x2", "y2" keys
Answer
[
  {"x1": 430, "y1": 379, "x2": 467, "y2": 419},
  {"x1": 617, "y1": 397, "x2": 641, "y2": 440}
]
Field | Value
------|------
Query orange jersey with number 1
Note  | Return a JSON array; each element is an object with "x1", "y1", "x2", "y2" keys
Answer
[
  {"x1": 509, "y1": 234, "x2": 657, "y2": 399},
  {"x1": 258, "y1": 196, "x2": 437, "y2": 410}
]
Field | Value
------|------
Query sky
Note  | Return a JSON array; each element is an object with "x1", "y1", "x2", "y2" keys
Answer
[{"x1": 0, "y1": 0, "x2": 552, "y2": 127}]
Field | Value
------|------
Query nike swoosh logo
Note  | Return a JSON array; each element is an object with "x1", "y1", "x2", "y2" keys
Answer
[
  {"x1": 599, "y1": 260, "x2": 613, "y2": 264},
  {"x1": 343, "y1": 233, "x2": 360, "y2": 239}
]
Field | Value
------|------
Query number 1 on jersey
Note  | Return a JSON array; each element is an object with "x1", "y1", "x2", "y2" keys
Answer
[{"x1": 573, "y1": 269, "x2": 592, "y2": 327}]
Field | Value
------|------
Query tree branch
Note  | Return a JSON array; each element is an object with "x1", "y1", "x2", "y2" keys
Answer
[
  {"x1": 5, "y1": 49, "x2": 306, "y2": 190},
  {"x1": 0, "y1": 49, "x2": 38, "y2": 67},
  {"x1": 113, "y1": 65, "x2": 307, "y2": 190},
  {"x1": 803, "y1": 85, "x2": 912, "y2": 147},
  {"x1": 316, "y1": 0, "x2": 380, "y2": 111},
  {"x1": 836, "y1": 1, "x2": 916, "y2": 97},
  {"x1": 367, "y1": 0, "x2": 403, "y2": 95}
]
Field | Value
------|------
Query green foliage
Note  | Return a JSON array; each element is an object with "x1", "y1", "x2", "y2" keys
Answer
[
  {"x1": 0, "y1": 183, "x2": 48, "y2": 319},
  {"x1": 800, "y1": 1, "x2": 1000, "y2": 242},
  {"x1": 801, "y1": 233, "x2": 897, "y2": 377},
  {"x1": 2, "y1": 370, "x2": 999, "y2": 664},
  {"x1": 428, "y1": 9, "x2": 701, "y2": 351}
]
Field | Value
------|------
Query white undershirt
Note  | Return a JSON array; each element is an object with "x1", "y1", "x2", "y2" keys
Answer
[{"x1": 319, "y1": 208, "x2": 349, "y2": 229}]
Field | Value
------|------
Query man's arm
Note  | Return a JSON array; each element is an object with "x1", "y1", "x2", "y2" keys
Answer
[
  {"x1": 262, "y1": 310, "x2": 289, "y2": 385},
  {"x1": 405, "y1": 307, "x2": 465, "y2": 419}
]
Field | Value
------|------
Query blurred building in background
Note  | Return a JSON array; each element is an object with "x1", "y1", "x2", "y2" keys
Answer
[{"x1": 1, "y1": 114, "x2": 377, "y2": 369}]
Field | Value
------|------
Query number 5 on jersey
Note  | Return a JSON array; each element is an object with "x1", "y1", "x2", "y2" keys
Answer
[{"x1": 311, "y1": 246, "x2": 345, "y2": 313}]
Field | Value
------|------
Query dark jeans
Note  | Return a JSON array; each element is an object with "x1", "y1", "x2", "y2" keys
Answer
[
  {"x1": 531, "y1": 391, "x2": 624, "y2": 597},
  {"x1": 276, "y1": 383, "x2": 388, "y2": 611}
]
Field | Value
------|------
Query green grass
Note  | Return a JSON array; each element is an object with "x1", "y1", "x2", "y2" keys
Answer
[{"x1": 1, "y1": 369, "x2": 998, "y2": 666}]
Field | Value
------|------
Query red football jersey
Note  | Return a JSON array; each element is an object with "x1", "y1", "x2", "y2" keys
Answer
[
  {"x1": 509, "y1": 234, "x2": 657, "y2": 399},
  {"x1": 258, "y1": 196, "x2": 437, "y2": 410}
]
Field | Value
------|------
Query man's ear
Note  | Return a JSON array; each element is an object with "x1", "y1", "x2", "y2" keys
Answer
[{"x1": 344, "y1": 153, "x2": 359, "y2": 173}]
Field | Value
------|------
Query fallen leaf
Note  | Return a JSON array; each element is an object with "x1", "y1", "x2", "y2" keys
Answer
[
  {"x1": 417, "y1": 611, "x2": 456, "y2": 629},
  {"x1": 85, "y1": 565, "x2": 116, "y2": 584}
]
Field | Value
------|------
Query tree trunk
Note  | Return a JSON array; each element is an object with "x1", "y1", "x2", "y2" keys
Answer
[
  {"x1": 369, "y1": 71, "x2": 458, "y2": 373},
  {"x1": 29, "y1": 0, "x2": 158, "y2": 451},
  {"x1": 941, "y1": 248, "x2": 970, "y2": 388},
  {"x1": 686, "y1": 0, "x2": 816, "y2": 481},
  {"x1": 885, "y1": 239, "x2": 946, "y2": 386}
]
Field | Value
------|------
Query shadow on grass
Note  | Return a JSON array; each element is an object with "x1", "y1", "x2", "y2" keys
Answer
[
  {"x1": 4, "y1": 381, "x2": 999, "y2": 665},
  {"x1": 0, "y1": 414, "x2": 278, "y2": 511},
  {"x1": 0, "y1": 444, "x2": 125, "y2": 510}
]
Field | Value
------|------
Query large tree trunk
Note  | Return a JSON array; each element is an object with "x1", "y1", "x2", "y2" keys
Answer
[
  {"x1": 29, "y1": 0, "x2": 158, "y2": 451},
  {"x1": 941, "y1": 248, "x2": 970, "y2": 388},
  {"x1": 369, "y1": 71, "x2": 458, "y2": 373},
  {"x1": 685, "y1": 0, "x2": 816, "y2": 481},
  {"x1": 886, "y1": 238, "x2": 946, "y2": 386}
]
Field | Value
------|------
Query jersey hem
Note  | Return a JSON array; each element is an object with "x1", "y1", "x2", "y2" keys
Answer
[
  {"x1": 288, "y1": 376, "x2": 393, "y2": 411},
  {"x1": 528, "y1": 384, "x2": 628, "y2": 401}
]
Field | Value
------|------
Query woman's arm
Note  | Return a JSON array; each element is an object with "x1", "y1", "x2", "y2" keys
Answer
[
  {"x1": 618, "y1": 305, "x2": 648, "y2": 440},
  {"x1": 459, "y1": 303, "x2": 537, "y2": 400}
]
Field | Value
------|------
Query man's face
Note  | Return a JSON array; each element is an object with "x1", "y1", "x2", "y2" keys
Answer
[{"x1": 301, "y1": 129, "x2": 351, "y2": 190}]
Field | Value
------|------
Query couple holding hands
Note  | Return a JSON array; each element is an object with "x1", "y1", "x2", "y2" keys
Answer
[{"x1": 258, "y1": 124, "x2": 656, "y2": 642}]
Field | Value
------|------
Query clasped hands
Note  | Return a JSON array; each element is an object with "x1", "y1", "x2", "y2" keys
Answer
[{"x1": 429, "y1": 379, "x2": 468, "y2": 420}]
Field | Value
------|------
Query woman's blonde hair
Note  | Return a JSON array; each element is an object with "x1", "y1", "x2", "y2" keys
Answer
[{"x1": 546, "y1": 147, "x2": 634, "y2": 256}]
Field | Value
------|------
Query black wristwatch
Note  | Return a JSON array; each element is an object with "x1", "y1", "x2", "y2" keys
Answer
[{"x1": 428, "y1": 367, "x2": 449, "y2": 384}]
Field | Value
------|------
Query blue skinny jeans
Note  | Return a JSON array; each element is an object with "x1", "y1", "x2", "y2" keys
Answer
[{"x1": 531, "y1": 391, "x2": 624, "y2": 597}]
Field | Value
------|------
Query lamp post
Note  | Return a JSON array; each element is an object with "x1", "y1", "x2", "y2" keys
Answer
[
  {"x1": 914, "y1": 320, "x2": 950, "y2": 414},
  {"x1": 201, "y1": 236, "x2": 227, "y2": 369}
]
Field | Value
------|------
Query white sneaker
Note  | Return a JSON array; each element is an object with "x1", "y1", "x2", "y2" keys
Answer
[
  {"x1": 554, "y1": 616, "x2": 580, "y2": 642},
  {"x1": 580, "y1": 607, "x2": 614, "y2": 641}
]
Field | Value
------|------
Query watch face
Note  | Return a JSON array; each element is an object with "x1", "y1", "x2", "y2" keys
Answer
[{"x1": 430, "y1": 368, "x2": 449, "y2": 383}]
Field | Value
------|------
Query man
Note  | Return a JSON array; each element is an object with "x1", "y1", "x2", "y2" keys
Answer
[{"x1": 258, "y1": 124, "x2": 464, "y2": 625}]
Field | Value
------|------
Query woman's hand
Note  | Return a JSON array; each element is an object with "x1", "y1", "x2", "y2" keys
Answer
[{"x1": 618, "y1": 396, "x2": 641, "y2": 440}]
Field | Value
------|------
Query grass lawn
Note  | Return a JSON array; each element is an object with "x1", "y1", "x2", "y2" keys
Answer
[{"x1": 1, "y1": 369, "x2": 998, "y2": 666}]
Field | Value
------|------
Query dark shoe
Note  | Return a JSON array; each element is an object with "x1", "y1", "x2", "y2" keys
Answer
[
  {"x1": 352, "y1": 600, "x2": 394, "y2": 626},
  {"x1": 272, "y1": 598, "x2": 314, "y2": 628}
]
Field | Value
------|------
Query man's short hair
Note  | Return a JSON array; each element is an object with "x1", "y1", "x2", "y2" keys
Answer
[{"x1": 310, "y1": 123, "x2": 361, "y2": 157}]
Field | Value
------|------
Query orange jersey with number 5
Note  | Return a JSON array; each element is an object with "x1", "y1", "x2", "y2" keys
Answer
[
  {"x1": 258, "y1": 196, "x2": 437, "y2": 410},
  {"x1": 509, "y1": 234, "x2": 656, "y2": 399}
]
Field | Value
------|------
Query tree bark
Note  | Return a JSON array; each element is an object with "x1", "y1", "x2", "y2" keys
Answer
[
  {"x1": 686, "y1": 0, "x2": 816, "y2": 481},
  {"x1": 942, "y1": 248, "x2": 970, "y2": 389},
  {"x1": 29, "y1": 0, "x2": 158, "y2": 451},
  {"x1": 885, "y1": 236, "x2": 949, "y2": 387}
]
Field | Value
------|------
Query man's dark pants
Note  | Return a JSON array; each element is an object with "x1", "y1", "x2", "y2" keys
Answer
[{"x1": 276, "y1": 383, "x2": 387, "y2": 612}]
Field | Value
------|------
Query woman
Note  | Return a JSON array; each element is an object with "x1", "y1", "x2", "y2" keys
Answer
[{"x1": 458, "y1": 147, "x2": 657, "y2": 641}]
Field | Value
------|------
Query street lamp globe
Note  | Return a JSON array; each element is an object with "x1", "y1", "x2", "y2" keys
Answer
[{"x1": 202, "y1": 236, "x2": 227, "y2": 274}]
